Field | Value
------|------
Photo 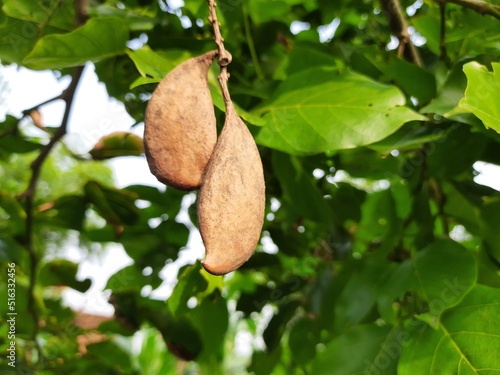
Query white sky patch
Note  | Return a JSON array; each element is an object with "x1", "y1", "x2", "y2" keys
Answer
[
  {"x1": 290, "y1": 20, "x2": 311, "y2": 35},
  {"x1": 318, "y1": 18, "x2": 340, "y2": 43},
  {"x1": 474, "y1": 161, "x2": 500, "y2": 191},
  {"x1": 386, "y1": 35, "x2": 400, "y2": 51},
  {"x1": 406, "y1": 0, "x2": 424, "y2": 17}
]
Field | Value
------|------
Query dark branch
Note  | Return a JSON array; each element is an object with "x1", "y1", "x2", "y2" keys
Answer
[
  {"x1": 446, "y1": 0, "x2": 500, "y2": 19},
  {"x1": 20, "y1": 65, "x2": 84, "y2": 360},
  {"x1": 380, "y1": 0, "x2": 423, "y2": 67}
]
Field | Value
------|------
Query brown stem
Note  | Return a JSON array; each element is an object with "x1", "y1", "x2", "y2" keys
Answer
[
  {"x1": 207, "y1": 0, "x2": 233, "y2": 105},
  {"x1": 446, "y1": 0, "x2": 500, "y2": 19},
  {"x1": 380, "y1": 0, "x2": 423, "y2": 67}
]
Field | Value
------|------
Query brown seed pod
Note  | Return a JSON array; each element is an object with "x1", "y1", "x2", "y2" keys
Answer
[
  {"x1": 198, "y1": 103, "x2": 266, "y2": 275},
  {"x1": 144, "y1": 50, "x2": 217, "y2": 190}
]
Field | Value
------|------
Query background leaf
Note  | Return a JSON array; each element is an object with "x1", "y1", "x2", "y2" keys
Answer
[
  {"x1": 23, "y1": 17, "x2": 129, "y2": 69},
  {"x1": 255, "y1": 68, "x2": 426, "y2": 154}
]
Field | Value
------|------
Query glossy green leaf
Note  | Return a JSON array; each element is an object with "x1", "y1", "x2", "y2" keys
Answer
[
  {"x1": 23, "y1": 17, "x2": 128, "y2": 69},
  {"x1": 255, "y1": 68, "x2": 426, "y2": 155},
  {"x1": 399, "y1": 285, "x2": 500, "y2": 374},
  {"x1": 38, "y1": 259, "x2": 91, "y2": 292},
  {"x1": 89, "y1": 131, "x2": 144, "y2": 160},
  {"x1": 459, "y1": 62, "x2": 500, "y2": 133}
]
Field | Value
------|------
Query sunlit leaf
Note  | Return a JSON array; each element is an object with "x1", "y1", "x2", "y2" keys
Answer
[
  {"x1": 255, "y1": 68, "x2": 426, "y2": 155},
  {"x1": 459, "y1": 62, "x2": 500, "y2": 133}
]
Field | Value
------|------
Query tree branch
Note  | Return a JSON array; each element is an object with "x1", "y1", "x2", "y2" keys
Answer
[
  {"x1": 207, "y1": 0, "x2": 233, "y2": 106},
  {"x1": 19, "y1": 65, "x2": 84, "y2": 362},
  {"x1": 446, "y1": 0, "x2": 500, "y2": 19},
  {"x1": 380, "y1": 0, "x2": 423, "y2": 67}
]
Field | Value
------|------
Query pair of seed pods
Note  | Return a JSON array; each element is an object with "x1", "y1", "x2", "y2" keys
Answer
[{"x1": 144, "y1": 51, "x2": 265, "y2": 275}]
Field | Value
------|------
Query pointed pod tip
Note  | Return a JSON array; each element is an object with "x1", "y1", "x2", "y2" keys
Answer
[{"x1": 201, "y1": 254, "x2": 242, "y2": 276}]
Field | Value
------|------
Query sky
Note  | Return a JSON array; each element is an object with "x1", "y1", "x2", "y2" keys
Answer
[{"x1": 1, "y1": 59, "x2": 499, "y2": 316}]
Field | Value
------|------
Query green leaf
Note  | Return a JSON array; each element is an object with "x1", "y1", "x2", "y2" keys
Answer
[
  {"x1": 312, "y1": 323, "x2": 396, "y2": 375},
  {"x1": 89, "y1": 4, "x2": 157, "y2": 31},
  {"x1": 126, "y1": 45, "x2": 186, "y2": 85},
  {"x1": 354, "y1": 189, "x2": 402, "y2": 255},
  {"x1": 136, "y1": 326, "x2": 177, "y2": 375},
  {"x1": 2, "y1": 0, "x2": 76, "y2": 31},
  {"x1": 412, "y1": 239, "x2": 477, "y2": 323},
  {"x1": 0, "y1": 14, "x2": 39, "y2": 63},
  {"x1": 479, "y1": 198, "x2": 500, "y2": 264},
  {"x1": 459, "y1": 62, "x2": 500, "y2": 133},
  {"x1": 106, "y1": 265, "x2": 144, "y2": 292},
  {"x1": 375, "y1": 56, "x2": 436, "y2": 105},
  {"x1": 334, "y1": 257, "x2": 390, "y2": 331},
  {"x1": 272, "y1": 151, "x2": 333, "y2": 223},
  {"x1": 190, "y1": 291, "x2": 229, "y2": 361},
  {"x1": 89, "y1": 131, "x2": 144, "y2": 160},
  {"x1": 255, "y1": 68, "x2": 426, "y2": 155},
  {"x1": 263, "y1": 300, "x2": 300, "y2": 351},
  {"x1": 288, "y1": 317, "x2": 320, "y2": 365},
  {"x1": 0, "y1": 234, "x2": 24, "y2": 263},
  {"x1": 399, "y1": 285, "x2": 500, "y2": 374},
  {"x1": 23, "y1": 17, "x2": 128, "y2": 69},
  {"x1": 0, "y1": 134, "x2": 44, "y2": 154},
  {"x1": 84, "y1": 181, "x2": 139, "y2": 226},
  {"x1": 168, "y1": 264, "x2": 208, "y2": 318},
  {"x1": 39, "y1": 259, "x2": 91, "y2": 292},
  {"x1": 38, "y1": 194, "x2": 87, "y2": 231}
]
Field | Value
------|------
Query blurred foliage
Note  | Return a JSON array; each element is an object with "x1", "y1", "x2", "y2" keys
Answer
[{"x1": 1, "y1": 0, "x2": 500, "y2": 373}]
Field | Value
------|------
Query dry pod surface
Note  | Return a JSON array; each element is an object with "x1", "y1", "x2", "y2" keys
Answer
[
  {"x1": 198, "y1": 104, "x2": 265, "y2": 275},
  {"x1": 144, "y1": 50, "x2": 217, "y2": 190}
]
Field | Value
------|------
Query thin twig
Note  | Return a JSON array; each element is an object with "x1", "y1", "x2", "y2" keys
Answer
[
  {"x1": 380, "y1": 0, "x2": 423, "y2": 67},
  {"x1": 207, "y1": 0, "x2": 233, "y2": 105},
  {"x1": 446, "y1": 0, "x2": 500, "y2": 19},
  {"x1": 22, "y1": 95, "x2": 64, "y2": 118}
]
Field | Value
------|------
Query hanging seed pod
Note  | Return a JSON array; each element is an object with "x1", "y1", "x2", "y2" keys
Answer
[
  {"x1": 144, "y1": 50, "x2": 217, "y2": 190},
  {"x1": 198, "y1": 103, "x2": 265, "y2": 275}
]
